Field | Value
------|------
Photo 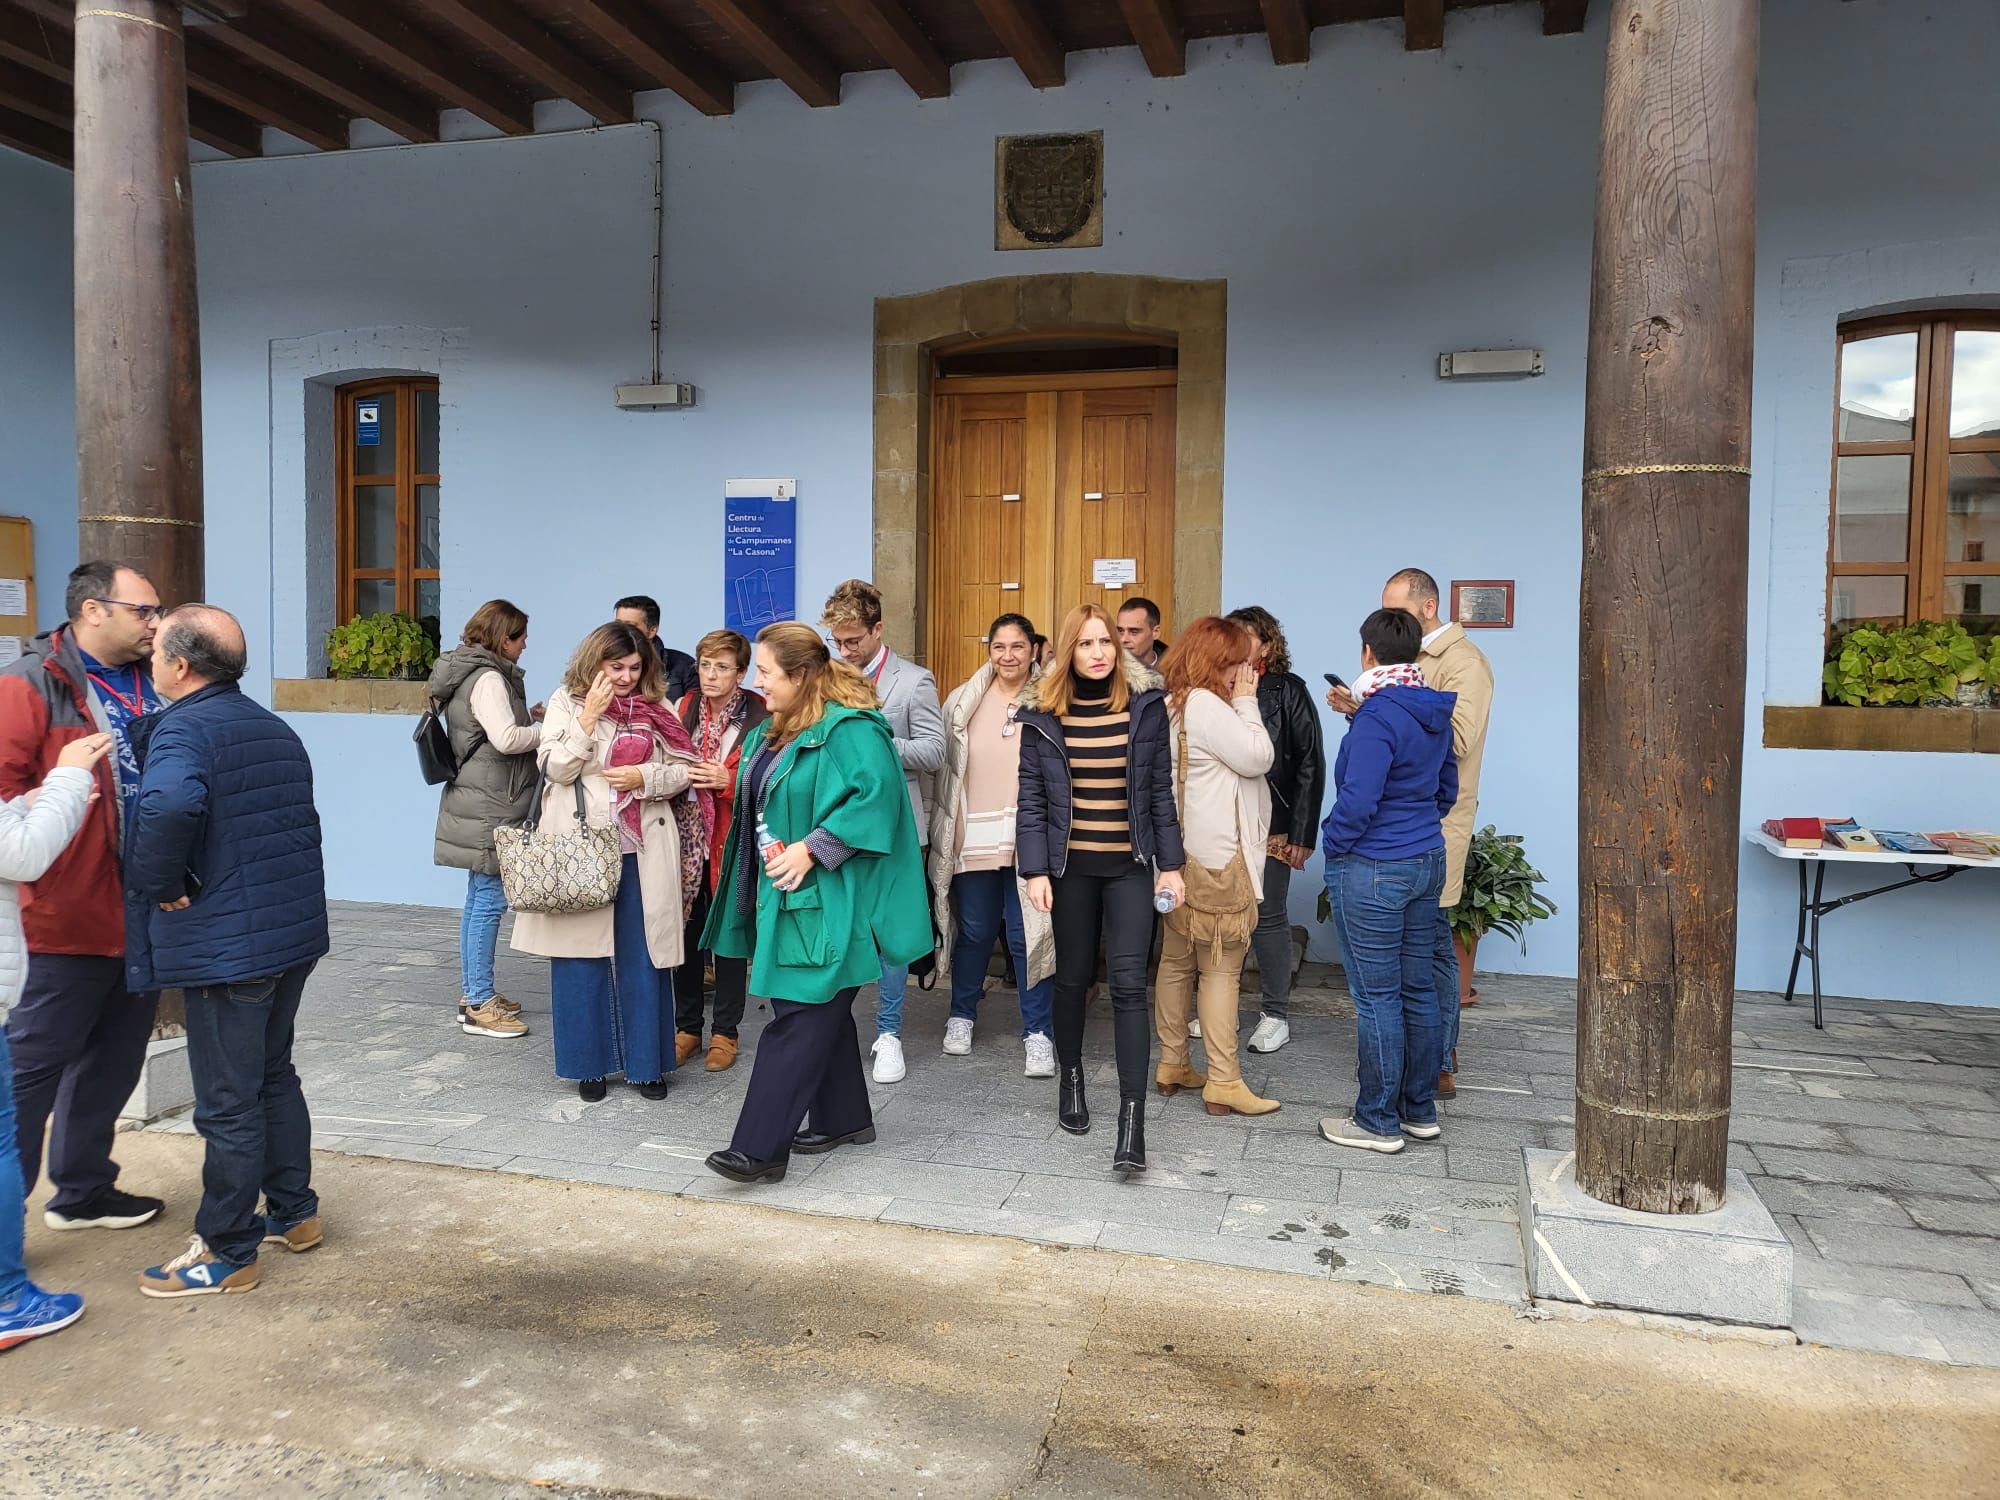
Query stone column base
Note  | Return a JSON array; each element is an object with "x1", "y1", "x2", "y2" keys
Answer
[
  {"x1": 1518, "y1": 1146, "x2": 1793, "y2": 1329},
  {"x1": 121, "y1": 1035, "x2": 194, "y2": 1124}
]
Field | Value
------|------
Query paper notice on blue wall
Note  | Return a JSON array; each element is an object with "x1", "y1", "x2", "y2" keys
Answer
[
  {"x1": 723, "y1": 479, "x2": 797, "y2": 635},
  {"x1": 355, "y1": 399, "x2": 381, "y2": 447}
]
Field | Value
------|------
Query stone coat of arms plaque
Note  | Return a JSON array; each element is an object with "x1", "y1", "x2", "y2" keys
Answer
[{"x1": 996, "y1": 132, "x2": 1104, "y2": 251}]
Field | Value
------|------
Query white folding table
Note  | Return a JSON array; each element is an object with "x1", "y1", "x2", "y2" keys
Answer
[{"x1": 1745, "y1": 829, "x2": 1992, "y2": 1029}]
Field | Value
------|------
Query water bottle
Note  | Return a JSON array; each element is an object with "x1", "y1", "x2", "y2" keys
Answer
[
  {"x1": 1153, "y1": 887, "x2": 1180, "y2": 915},
  {"x1": 756, "y1": 816, "x2": 782, "y2": 860}
]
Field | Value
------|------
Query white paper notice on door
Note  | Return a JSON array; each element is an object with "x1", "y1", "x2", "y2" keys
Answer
[
  {"x1": 1092, "y1": 558, "x2": 1137, "y2": 587},
  {"x1": 0, "y1": 636, "x2": 21, "y2": 668},
  {"x1": 0, "y1": 578, "x2": 25, "y2": 616}
]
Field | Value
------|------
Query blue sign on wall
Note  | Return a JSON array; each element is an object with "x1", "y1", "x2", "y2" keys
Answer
[
  {"x1": 722, "y1": 480, "x2": 796, "y2": 636},
  {"x1": 355, "y1": 399, "x2": 381, "y2": 447}
]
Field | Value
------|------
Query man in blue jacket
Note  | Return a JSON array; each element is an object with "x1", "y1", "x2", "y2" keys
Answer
[
  {"x1": 123, "y1": 606, "x2": 329, "y2": 1298},
  {"x1": 1317, "y1": 609, "x2": 1458, "y2": 1157}
]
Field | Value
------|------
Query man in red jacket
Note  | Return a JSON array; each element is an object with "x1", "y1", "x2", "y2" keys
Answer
[{"x1": 0, "y1": 560, "x2": 165, "y2": 1232}]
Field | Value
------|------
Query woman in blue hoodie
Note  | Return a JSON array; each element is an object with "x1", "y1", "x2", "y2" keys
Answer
[{"x1": 1318, "y1": 609, "x2": 1458, "y2": 1155}]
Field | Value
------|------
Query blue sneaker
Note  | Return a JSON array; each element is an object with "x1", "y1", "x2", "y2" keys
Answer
[
  {"x1": 138, "y1": 1236, "x2": 259, "y2": 1299},
  {"x1": 0, "y1": 1285, "x2": 86, "y2": 1351}
]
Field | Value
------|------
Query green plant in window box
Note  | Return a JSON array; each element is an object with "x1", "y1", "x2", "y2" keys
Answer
[
  {"x1": 325, "y1": 611, "x2": 438, "y2": 681},
  {"x1": 1822, "y1": 621, "x2": 1990, "y2": 707}
]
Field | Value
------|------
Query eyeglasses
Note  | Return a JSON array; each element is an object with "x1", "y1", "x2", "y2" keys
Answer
[{"x1": 92, "y1": 598, "x2": 163, "y2": 623}]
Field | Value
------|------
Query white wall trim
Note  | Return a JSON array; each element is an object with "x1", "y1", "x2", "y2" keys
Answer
[{"x1": 266, "y1": 325, "x2": 469, "y2": 677}]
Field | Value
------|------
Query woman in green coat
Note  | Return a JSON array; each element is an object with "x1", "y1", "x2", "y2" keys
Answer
[{"x1": 703, "y1": 621, "x2": 932, "y2": 1184}]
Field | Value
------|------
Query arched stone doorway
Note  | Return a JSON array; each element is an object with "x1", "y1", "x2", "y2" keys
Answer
[{"x1": 872, "y1": 273, "x2": 1226, "y2": 659}]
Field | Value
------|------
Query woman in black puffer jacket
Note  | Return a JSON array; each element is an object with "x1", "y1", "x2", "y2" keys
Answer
[{"x1": 1016, "y1": 603, "x2": 1185, "y2": 1176}]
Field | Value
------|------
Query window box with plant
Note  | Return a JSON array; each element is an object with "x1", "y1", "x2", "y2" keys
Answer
[
  {"x1": 1822, "y1": 620, "x2": 1998, "y2": 709},
  {"x1": 325, "y1": 612, "x2": 439, "y2": 681}
]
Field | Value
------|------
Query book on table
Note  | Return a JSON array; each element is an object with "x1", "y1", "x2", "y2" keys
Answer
[
  {"x1": 1760, "y1": 817, "x2": 1832, "y2": 850},
  {"x1": 1925, "y1": 833, "x2": 1996, "y2": 860},
  {"x1": 1875, "y1": 830, "x2": 1946, "y2": 855},
  {"x1": 1823, "y1": 818, "x2": 1884, "y2": 853}
]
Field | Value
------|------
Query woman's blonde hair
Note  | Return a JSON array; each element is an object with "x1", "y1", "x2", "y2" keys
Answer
[
  {"x1": 1036, "y1": 603, "x2": 1129, "y2": 716},
  {"x1": 560, "y1": 621, "x2": 663, "y2": 702},
  {"x1": 759, "y1": 621, "x2": 877, "y2": 741}
]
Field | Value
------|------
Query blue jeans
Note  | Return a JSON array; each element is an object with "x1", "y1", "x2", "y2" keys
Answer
[
  {"x1": 948, "y1": 869, "x2": 1054, "y2": 1038},
  {"x1": 459, "y1": 870, "x2": 508, "y2": 1004},
  {"x1": 875, "y1": 962, "x2": 909, "y2": 1036},
  {"x1": 551, "y1": 854, "x2": 675, "y2": 1084},
  {"x1": 184, "y1": 962, "x2": 319, "y2": 1267},
  {"x1": 1436, "y1": 903, "x2": 1462, "y2": 1072},
  {"x1": 0, "y1": 1028, "x2": 27, "y2": 1305},
  {"x1": 1326, "y1": 849, "x2": 1445, "y2": 1136}
]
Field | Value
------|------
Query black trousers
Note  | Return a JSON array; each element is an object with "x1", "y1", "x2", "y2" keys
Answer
[
  {"x1": 7, "y1": 954, "x2": 159, "y2": 1211},
  {"x1": 728, "y1": 988, "x2": 872, "y2": 1163},
  {"x1": 1051, "y1": 862, "x2": 1155, "y2": 1102},
  {"x1": 675, "y1": 886, "x2": 748, "y2": 1038}
]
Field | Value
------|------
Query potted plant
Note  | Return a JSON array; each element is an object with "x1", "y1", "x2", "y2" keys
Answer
[
  {"x1": 1448, "y1": 826, "x2": 1558, "y2": 1008},
  {"x1": 325, "y1": 611, "x2": 439, "y2": 681}
]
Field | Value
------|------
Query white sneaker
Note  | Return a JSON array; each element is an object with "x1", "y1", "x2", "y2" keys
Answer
[
  {"x1": 1246, "y1": 1015, "x2": 1291, "y2": 1053},
  {"x1": 942, "y1": 1017, "x2": 975, "y2": 1056},
  {"x1": 871, "y1": 1033, "x2": 907, "y2": 1083},
  {"x1": 1023, "y1": 1032, "x2": 1057, "y2": 1078},
  {"x1": 1187, "y1": 1017, "x2": 1202, "y2": 1039}
]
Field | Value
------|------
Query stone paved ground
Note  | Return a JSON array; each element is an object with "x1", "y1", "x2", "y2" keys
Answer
[{"x1": 150, "y1": 901, "x2": 2000, "y2": 1369}]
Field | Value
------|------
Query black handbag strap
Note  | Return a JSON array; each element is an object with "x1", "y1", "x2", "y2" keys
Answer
[{"x1": 521, "y1": 769, "x2": 588, "y2": 836}]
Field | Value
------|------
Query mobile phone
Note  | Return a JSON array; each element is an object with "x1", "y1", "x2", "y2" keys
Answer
[{"x1": 1323, "y1": 672, "x2": 1348, "y2": 692}]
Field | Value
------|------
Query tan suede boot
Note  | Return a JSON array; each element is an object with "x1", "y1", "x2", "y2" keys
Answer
[
  {"x1": 1157, "y1": 1061, "x2": 1208, "y2": 1096},
  {"x1": 705, "y1": 1034, "x2": 739, "y2": 1072},
  {"x1": 1202, "y1": 1077, "x2": 1281, "y2": 1117},
  {"x1": 675, "y1": 1031, "x2": 703, "y2": 1067}
]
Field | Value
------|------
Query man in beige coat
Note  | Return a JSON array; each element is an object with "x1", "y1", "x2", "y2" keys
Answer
[{"x1": 1332, "y1": 568, "x2": 1493, "y2": 1095}]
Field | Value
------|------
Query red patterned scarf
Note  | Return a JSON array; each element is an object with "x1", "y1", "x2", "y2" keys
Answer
[{"x1": 606, "y1": 693, "x2": 713, "y2": 917}]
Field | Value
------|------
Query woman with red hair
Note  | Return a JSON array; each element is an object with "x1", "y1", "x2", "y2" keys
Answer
[{"x1": 1157, "y1": 616, "x2": 1279, "y2": 1117}]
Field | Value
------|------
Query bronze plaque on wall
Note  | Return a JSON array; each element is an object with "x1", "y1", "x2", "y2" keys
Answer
[{"x1": 996, "y1": 132, "x2": 1104, "y2": 251}]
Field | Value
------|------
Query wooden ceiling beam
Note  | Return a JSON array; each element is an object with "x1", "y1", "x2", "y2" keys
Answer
[
  {"x1": 971, "y1": 0, "x2": 1064, "y2": 90},
  {"x1": 829, "y1": 0, "x2": 948, "y2": 99},
  {"x1": 0, "y1": 98, "x2": 67, "y2": 167},
  {"x1": 182, "y1": 30, "x2": 352, "y2": 151},
  {"x1": 185, "y1": 93, "x2": 264, "y2": 158},
  {"x1": 685, "y1": 0, "x2": 840, "y2": 108},
  {"x1": 271, "y1": 0, "x2": 533, "y2": 135},
  {"x1": 1258, "y1": 0, "x2": 1309, "y2": 65},
  {"x1": 0, "y1": 55, "x2": 64, "y2": 128},
  {"x1": 0, "y1": 5, "x2": 68, "y2": 82},
  {"x1": 1404, "y1": 0, "x2": 1444, "y2": 51},
  {"x1": 198, "y1": 8, "x2": 441, "y2": 142},
  {"x1": 1543, "y1": 0, "x2": 1590, "y2": 34},
  {"x1": 1116, "y1": 0, "x2": 1184, "y2": 78},
  {"x1": 564, "y1": 0, "x2": 735, "y2": 116},
  {"x1": 409, "y1": 0, "x2": 634, "y2": 125},
  {"x1": 0, "y1": 8, "x2": 259, "y2": 158}
]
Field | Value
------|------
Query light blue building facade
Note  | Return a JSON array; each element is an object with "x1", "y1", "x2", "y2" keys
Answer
[{"x1": 2, "y1": 0, "x2": 1994, "y2": 1004}]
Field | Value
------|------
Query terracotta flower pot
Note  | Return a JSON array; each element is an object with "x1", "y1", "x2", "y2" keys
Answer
[{"x1": 1453, "y1": 932, "x2": 1479, "y2": 1007}]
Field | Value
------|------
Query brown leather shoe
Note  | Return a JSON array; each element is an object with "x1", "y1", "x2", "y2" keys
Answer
[
  {"x1": 675, "y1": 1031, "x2": 702, "y2": 1067},
  {"x1": 1437, "y1": 1070, "x2": 1458, "y2": 1100},
  {"x1": 705, "y1": 1033, "x2": 739, "y2": 1072}
]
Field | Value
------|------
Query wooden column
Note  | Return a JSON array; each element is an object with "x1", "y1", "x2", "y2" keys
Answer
[
  {"x1": 72, "y1": 0, "x2": 204, "y2": 607},
  {"x1": 1575, "y1": 0, "x2": 1759, "y2": 1213}
]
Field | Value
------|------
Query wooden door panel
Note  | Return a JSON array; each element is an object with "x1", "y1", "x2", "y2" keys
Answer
[{"x1": 932, "y1": 374, "x2": 1175, "y2": 689}]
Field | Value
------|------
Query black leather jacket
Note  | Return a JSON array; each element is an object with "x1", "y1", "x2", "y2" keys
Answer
[{"x1": 1256, "y1": 669, "x2": 1327, "y2": 851}]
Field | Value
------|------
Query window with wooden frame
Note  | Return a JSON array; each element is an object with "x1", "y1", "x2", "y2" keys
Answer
[
  {"x1": 336, "y1": 377, "x2": 440, "y2": 640},
  {"x1": 1829, "y1": 315, "x2": 2000, "y2": 635}
]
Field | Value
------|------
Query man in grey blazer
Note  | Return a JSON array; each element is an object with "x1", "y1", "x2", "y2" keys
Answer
[{"x1": 823, "y1": 580, "x2": 945, "y2": 1084}]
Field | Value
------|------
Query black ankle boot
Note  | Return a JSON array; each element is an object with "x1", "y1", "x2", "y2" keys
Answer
[
  {"x1": 1113, "y1": 1099, "x2": 1146, "y2": 1174},
  {"x1": 1058, "y1": 1065, "x2": 1090, "y2": 1135},
  {"x1": 578, "y1": 1077, "x2": 607, "y2": 1103}
]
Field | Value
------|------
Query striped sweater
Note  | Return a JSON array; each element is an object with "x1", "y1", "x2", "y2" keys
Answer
[{"x1": 1059, "y1": 693, "x2": 1132, "y2": 857}]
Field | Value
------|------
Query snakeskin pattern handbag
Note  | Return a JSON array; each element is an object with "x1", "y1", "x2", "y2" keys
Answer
[{"x1": 494, "y1": 776, "x2": 621, "y2": 915}]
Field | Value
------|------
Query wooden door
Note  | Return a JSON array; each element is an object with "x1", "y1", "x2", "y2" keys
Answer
[{"x1": 929, "y1": 370, "x2": 1176, "y2": 691}]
